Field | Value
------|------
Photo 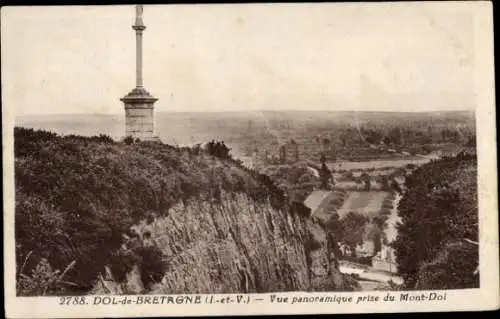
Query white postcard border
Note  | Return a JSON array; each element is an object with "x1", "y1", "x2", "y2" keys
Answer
[{"x1": 2, "y1": 2, "x2": 498, "y2": 318}]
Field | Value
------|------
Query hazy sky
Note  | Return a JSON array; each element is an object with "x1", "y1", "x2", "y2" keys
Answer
[{"x1": 2, "y1": 3, "x2": 479, "y2": 116}]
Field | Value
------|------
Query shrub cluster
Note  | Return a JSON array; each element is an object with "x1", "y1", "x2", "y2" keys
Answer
[
  {"x1": 393, "y1": 153, "x2": 478, "y2": 289},
  {"x1": 14, "y1": 127, "x2": 286, "y2": 295},
  {"x1": 205, "y1": 140, "x2": 231, "y2": 159}
]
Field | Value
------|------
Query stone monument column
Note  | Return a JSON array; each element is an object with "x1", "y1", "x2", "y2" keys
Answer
[
  {"x1": 135, "y1": 5, "x2": 144, "y2": 88},
  {"x1": 120, "y1": 5, "x2": 159, "y2": 142}
]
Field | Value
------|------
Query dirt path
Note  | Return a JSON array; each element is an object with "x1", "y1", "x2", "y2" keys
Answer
[
  {"x1": 339, "y1": 260, "x2": 403, "y2": 288},
  {"x1": 385, "y1": 193, "x2": 402, "y2": 243}
]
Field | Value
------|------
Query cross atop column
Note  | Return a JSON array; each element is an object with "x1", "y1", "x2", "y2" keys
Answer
[{"x1": 134, "y1": 4, "x2": 145, "y2": 28}]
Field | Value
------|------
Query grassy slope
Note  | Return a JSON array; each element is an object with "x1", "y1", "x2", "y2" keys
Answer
[{"x1": 14, "y1": 128, "x2": 285, "y2": 294}]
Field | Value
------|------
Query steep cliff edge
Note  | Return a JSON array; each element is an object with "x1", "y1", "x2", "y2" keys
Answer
[
  {"x1": 15, "y1": 128, "x2": 356, "y2": 295},
  {"x1": 92, "y1": 192, "x2": 356, "y2": 294}
]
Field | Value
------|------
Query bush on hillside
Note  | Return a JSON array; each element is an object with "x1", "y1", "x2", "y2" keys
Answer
[
  {"x1": 138, "y1": 245, "x2": 166, "y2": 289},
  {"x1": 14, "y1": 127, "x2": 286, "y2": 295},
  {"x1": 16, "y1": 254, "x2": 77, "y2": 296},
  {"x1": 109, "y1": 248, "x2": 140, "y2": 283},
  {"x1": 415, "y1": 240, "x2": 479, "y2": 290},
  {"x1": 290, "y1": 201, "x2": 312, "y2": 218},
  {"x1": 123, "y1": 136, "x2": 134, "y2": 145},
  {"x1": 205, "y1": 140, "x2": 231, "y2": 159},
  {"x1": 394, "y1": 153, "x2": 478, "y2": 289},
  {"x1": 325, "y1": 213, "x2": 343, "y2": 256}
]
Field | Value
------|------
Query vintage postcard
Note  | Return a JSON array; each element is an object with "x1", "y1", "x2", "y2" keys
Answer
[{"x1": 2, "y1": 2, "x2": 498, "y2": 318}]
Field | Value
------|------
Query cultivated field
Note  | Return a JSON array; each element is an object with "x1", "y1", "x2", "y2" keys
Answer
[
  {"x1": 337, "y1": 191, "x2": 390, "y2": 218},
  {"x1": 306, "y1": 190, "x2": 346, "y2": 224}
]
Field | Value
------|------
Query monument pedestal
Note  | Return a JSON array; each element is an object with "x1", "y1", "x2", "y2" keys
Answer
[
  {"x1": 121, "y1": 6, "x2": 160, "y2": 143},
  {"x1": 121, "y1": 87, "x2": 159, "y2": 142}
]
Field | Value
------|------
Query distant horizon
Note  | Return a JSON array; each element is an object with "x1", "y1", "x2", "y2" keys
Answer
[{"x1": 15, "y1": 108, "x2": 475, "y2": 118}]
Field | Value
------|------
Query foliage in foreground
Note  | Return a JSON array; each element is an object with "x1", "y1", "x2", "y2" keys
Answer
[
  {"x1": 394, "y1": 152, "x2": 478, "y2": 289},
  {"x1": 16, "y1": 251, "x2": 77, "y2": 296},
  {"x1": 15, "y1": 127, "x2": 286, "y2": 295}
]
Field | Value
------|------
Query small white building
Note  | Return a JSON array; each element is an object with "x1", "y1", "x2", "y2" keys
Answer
[{"x1": 372, "y1": 245, "x2": 398, "y2": 273}]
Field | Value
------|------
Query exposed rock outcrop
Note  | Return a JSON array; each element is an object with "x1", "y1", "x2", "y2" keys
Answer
[{"x1": 93, "y1": 193, "x2": 357, "y2": 294}]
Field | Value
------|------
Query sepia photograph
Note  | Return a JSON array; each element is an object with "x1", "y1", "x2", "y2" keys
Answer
[{"x1": 2, "y1": 2, "x2": 498, "y2": 318}]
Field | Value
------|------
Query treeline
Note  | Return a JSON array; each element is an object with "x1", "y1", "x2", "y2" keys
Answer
[
  {"x1": 14, "y1": 127, "x2": 286, "y2": 295},
  {"x1": 262, "y1": 163, "x2": 319, "y2": 202},
  {"x1": 394, "y1": 152, "x2": 479, "y2": 289},
  {"x1": 240, "y1": 118, "x2": 476, "y2": 163}
]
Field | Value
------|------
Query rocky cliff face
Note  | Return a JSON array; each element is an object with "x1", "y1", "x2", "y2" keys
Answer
[{"x1": 93, "y1": 192, "x2": 357, "y2": 294}]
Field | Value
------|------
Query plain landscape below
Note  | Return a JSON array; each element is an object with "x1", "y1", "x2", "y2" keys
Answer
[{"x1": 16, "y1": 110, "x2": 475, "y2": 158}]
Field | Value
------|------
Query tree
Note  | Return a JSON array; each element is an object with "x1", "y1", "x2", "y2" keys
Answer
[
  {"x1": 385, "y1": 127, "x2": 402, "y2": 145},
  {"x1": 124, "y1": 136, "x2": 134, "y2": 145},
  {"x1": 379, "y1": 176, "x2": 390, "y2": 191},
  {"x1": 325, "y1": 213, "x2": 343, "y2": 258},
  {"x1": 391, "y1": 179, "x2": 402, "y2": 194},
  {"x1": 319, "y1": 155, "x2": 333, "y2": 190},
  {"x1": 340, "y1": 212, "x2": 368, "y2": 257},
  {"x1": 372, "y1": 215, "x2": 387, "y2": 230},
  {"x1": 205, "y1": 140, "x2": 231, "y2": 159},
  {"x1": 363, "y1": 179, "x2": 371, "y2": 191},
  {"x1": 360, "y1": 172, "x2": 371, "y2": 191},
  {"x1": 325, "y1": 213, "x2": 343, "y2": 242}
]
